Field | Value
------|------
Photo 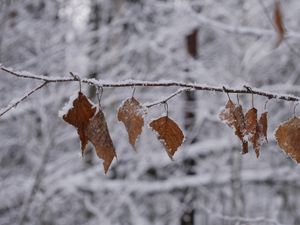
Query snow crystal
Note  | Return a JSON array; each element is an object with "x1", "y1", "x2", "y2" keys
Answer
[{"x1": 58, "y1": 92, "x2": 79, "y2": 118}]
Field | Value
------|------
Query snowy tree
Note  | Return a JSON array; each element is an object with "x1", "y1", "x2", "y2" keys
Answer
[{"x1": 1, "y1": 1, "x2": 300, "y2": 225}]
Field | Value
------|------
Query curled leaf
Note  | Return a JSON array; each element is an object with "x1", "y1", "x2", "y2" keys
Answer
[
  {"x1": 219, "y1": 100, "x2": 248, "y2": 154},
  {"x1": 117, "y1": 97, "x2": 146, "y2": 149},
  {"x1": 245, "y1": 108, "x2": 260, "y2": 158},
  {"x1": 150, "y1": 116, "x2": 184, "y2": 159},
  {"x1": 219, "y1": 100, "x2": 236, "y2": 128},
  {"x1": 85, "y1": 109, "x2": 117, "y2": 173},
  {"x1": 61, "y1": 92, "x2": 96, "y2": 154},
  {"x1": 258, "y1": 111, "x2": 268, "y2": 143},
  {"x1": 233, "y1": 105, "x2": 248, "y2": 154},
  {"x1": 275, "y1": 117, "x2": 300, "y2": 163}
]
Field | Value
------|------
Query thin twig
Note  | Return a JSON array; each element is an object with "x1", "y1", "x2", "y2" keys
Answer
[
  {"x1": 146, "y1": 88, "x2": 191, "y2": 108},
  {"x1": 18, "y1": 142, "x2": 51, "y2": 225},
  {"x1": 1, "y1": 66, "x2": 300, "y2": 105},
  {"x1": 0, "y1": 81, "x2": 48, "y2": 117}
]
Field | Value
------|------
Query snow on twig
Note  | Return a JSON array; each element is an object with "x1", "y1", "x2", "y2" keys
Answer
[
  {"x1": 1, "y1": 65, "x2": 300, "y2": 118},
  {"x1": 145, "y1": 88, "x2": 192, "y2": 108},
  {"x1": 0, "y1": 81, "x2": 48, "y2": 118}
]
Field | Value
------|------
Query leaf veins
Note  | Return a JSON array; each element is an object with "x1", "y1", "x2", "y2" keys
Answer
[
  {"x1": 62, "y1": 92, "x2": 96, "y2": 154},
  {"x1": 85, "y1": 109, "x2": 117, "y2": 173},
  {"x1": 117, "y1": 97, "x2": 146, "y2": 149},
  {"x1": 150, "y1": 116, "x2": 184, "y2": 159},
  {"x1": 275, "y1": 117, "x2": 300, "y2": 163}
]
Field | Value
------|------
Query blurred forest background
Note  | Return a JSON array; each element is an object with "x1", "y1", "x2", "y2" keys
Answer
[{"x1": 1, "y1": 0, "x2": 300, "y2": 225}]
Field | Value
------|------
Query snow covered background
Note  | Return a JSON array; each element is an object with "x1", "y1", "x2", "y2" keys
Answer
[{"x1": 1, "y1": 0, "x2": 300, "y2": 225}]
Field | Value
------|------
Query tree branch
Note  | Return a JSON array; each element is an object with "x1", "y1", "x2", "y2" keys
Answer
[
  {"x1": 1, "y1": 65, "x2": 299, "y2": 117},
  {"x1": 0, "y1": 81, "x2": 48, "y2": 117},
  {"x1": 146, "y1": 88, "x2": 192, "y2": 108}
]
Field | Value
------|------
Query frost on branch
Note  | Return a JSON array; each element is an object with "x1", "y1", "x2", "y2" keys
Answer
[
  {"x1": 150, "y1": 116, "x2": 184, "y2": 159},
  {"x1": 117, "y1": 97, "x2": 147, "y2": 150}
]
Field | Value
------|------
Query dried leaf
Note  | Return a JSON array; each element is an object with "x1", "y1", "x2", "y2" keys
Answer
[
  {"x1": 85, "y1": 110, "x2": 117, "y2": 173},
  {"x1": 258, "y1": 111, "x2": 268, "y2": 143},
  {"x1": 62, "y1": 92, "x2": 96, "y2": 154},
  {"x1": 274, "y1": 0, "x2": 285, "y2": 48},
  {"x1": 186, "y1": 28, "x2": 198, "y2": 59},
  {"x1": 245, "y1": 108, "x2": 260, "y2": 158},
  {"x1": 150, "y1": 116, "x2": 184, "y2": 159},
  {"x1": 117, "y1": 97, "x2": 146, "y2": 149},
  {"x1": 219, "y1": 100, "x2": 248, "y2": 154},
  {"x1": 219, "y1": 100, "x2": 236, "y2": 128},
  {"x1": 275, "y1": 117, "x2": 300, "y2": 163}
]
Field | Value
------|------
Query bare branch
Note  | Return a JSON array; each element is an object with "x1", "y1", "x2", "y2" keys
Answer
[
  {"x1": 146, "y1": 88, "x2": 192, "y2": 108},
  {"x1": 0, "y1": 81, "x2": 48, "y2": 118},
  {"x1": 1, "y1": 65, "x2": 299, "y2": 112}
]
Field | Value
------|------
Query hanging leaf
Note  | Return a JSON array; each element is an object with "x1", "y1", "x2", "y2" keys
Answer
[
  {"x1": 258, "y1": 111, "x2": 268, "y2": 143},
  {"x1": 273, "y1": 0, "x2": 285, "y2": 48},
  {"x1": 61, "y1": 92, "x2": 96, "y2": 154},
  {"x1": 85, "y1": 109, "x2": 117, "y2": 173},
  {"x1": 150, "y1": 116, "x2": 184, "y2": 159},
  {"x1": 219, "y1": 100, "x2": 248, "y2": 154},
  {"x1": 245, "y1": 108, "x2": 261, "y2": 158},
  {"x1": 233, "y1": 105, "x2": 248, "y2": 154},
  {"x1": 275, "y1": 117, "x2": 300, "y2": 163},
  {"x1": 219, "y1": 100, "x2": 236, "y2": 128},
  {"x1": 117, "y1": 97, "x2": 146, "y2": 149},
  {"x1": 186, "y1": 28, "x2": 198, "y2": 59}
]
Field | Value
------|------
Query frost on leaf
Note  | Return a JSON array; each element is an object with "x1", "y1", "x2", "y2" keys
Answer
[
  {"x1": 150, "y1": 116, "x2": 184, "y2": 159},
  {"x1": 274, "y1": 0, "x2": 285, "y2": 48},
  {"x1": 219, "y1": 100, "x2": 248, "y2": 154},
  {"x1": 258, "y1": 112, "x2": 268, "y2": 143},
  {"x1": 85, "y1": 109, "x2": 117, "y2": 174},
  {"x1": 62, "y1": 92, "x2": 96, "y2": 154},
  {"x1": 275, "y1": 117, "x2": 300, "y2": 163},
  {"x1": 117, "y1": 97, "x2": 146, "y2": 149},
  {"x1": 245, "y1": 108, "x2": 261, "y2": 158},
  {"x1": 233, "y1": 105, "x2": 248, "y2": 154},
  {"x1": 219, "y1": 100, "x2": 235, "y2": 128}
]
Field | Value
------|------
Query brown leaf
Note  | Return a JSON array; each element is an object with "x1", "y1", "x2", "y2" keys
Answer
[
  {"x1": 245, "y1": 108, "x2": 260, "y2": 158},
  {"x1": 117, "y1": 97, "x2": 146, "y2": 149},
  {"x1": 186, "y1": 28, "x2": 198, "y2": 59},
  {"x1": 62, "y1": 92, "x2": 96, "y2": 154},
  {"x1": 258, "y1": 111, "x2": 268, "y2": 143},
  {"x1": 219, "y1": 100, "x2": 248, "y2": 154},
  {"x1": 274, "y1": 0, "x2": 285, "y2": 48},
  {"x1": 233, "y1": 105, "x2": 248, "y2": 154},
  {"x1": 219, "y1": 100, "x2": 236, "y2": 128},
  {"x1": 150, "y1": 116, "x2": 184, "y2": 159},
  {"x1": 275, "y1": 117, "x2": 300, "y2": 163},
  {"x1": 85, "y1": 110, "x2": 117, "y2": 173}
]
